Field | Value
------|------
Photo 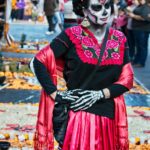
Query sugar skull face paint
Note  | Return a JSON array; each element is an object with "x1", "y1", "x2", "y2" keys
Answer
[{"x1": 86, "y1": 0, "x2": 111, "y2": 25}]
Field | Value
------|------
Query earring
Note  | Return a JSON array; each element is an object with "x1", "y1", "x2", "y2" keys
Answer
[{"x1": 81, "y1": 17, "x2": 90, "y2": 27}]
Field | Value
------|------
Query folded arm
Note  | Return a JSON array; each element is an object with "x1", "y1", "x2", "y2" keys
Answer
[
  {"x1": 104, "y1": 62, "x2": 134, "y2": 99},
  {"x1": 71, "y1": 63, "x2": 134, "y2": 111}
]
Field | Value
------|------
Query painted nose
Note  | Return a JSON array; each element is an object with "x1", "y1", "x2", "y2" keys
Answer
[{"x1": 102, "y1": 9, "x2": 108, "y2": 16}]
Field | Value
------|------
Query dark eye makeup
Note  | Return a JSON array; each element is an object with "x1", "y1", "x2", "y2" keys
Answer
[
  {"x1": 104, "y1": 3, "x2": 110, "y2": 9},
  {"x1": 91, "y1": 4, "x2": 102, "y2": 11},
  {"x1": 91, "y1": 3, "x2": 110, "y2": 11}
]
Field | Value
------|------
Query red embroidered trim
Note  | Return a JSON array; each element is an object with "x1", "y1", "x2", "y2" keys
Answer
[{"x1": 65, "y1": 26, "x2": 126, "y2": 66}]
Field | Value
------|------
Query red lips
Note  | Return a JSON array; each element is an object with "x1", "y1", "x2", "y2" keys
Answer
[{"x1": 100, "y1": 17, "x2": 108, "y2": 21}]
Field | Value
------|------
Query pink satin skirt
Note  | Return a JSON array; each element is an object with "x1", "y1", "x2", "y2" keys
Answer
[{"x1": 62, "y1": 110, "x2": 116, "y2": 150}]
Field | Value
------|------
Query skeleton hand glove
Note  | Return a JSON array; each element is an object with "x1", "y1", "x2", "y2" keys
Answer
[
  {"x1": 55, "y1": 89, "x2": 81, "y2": 104},
  {"x1": 70, "y1": 90, "x2": 104, "y2": 111}
]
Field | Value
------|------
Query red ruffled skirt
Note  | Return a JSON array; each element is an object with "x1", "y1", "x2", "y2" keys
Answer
[{"x1": 63, "y1": 110, "x2": 116, "y2": 150}]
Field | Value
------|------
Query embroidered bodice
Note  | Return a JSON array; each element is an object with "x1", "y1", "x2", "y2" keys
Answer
[
  {"x1": 50, "y1": 25, "x2": 129, "y2": 91},
  {"x1": 65, "y1": 25, "x2": 126, "y2": 66}
]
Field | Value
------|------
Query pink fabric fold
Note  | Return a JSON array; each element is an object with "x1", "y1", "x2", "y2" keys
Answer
[
  {"x1": 114, "y1": 63, "x2": 134, "y2": 150},
  {"x1": 63, "y1": 111, "x2": 116, "y2": 150},
  {"x1": 34, "y1": 45, "x2": 64, "y2": 150},
  {"x1": 114, "y1": 63, "x2": 134, "y2": 89}
]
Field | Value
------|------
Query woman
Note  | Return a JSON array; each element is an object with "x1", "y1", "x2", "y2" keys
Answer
[
  {"x1": 44, "y1": 0, "x2": 58, "y2": 35},
  {"x1": 30, "y1": 0, "x2": 134, "y2": 149},
  {"x1": 127, "y1": 0, "x2": 150, "y2": 67}
]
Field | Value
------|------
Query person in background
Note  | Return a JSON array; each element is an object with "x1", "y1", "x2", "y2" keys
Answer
[
  {"x1": 30, "y1": 0, "x2": 134, "y2": 149},
  {"x1": 16, "y1": 0, "x2": 25, "y2": 20},
  {"x1": 0, "y1": 0, "x2": 5, "y2": 19},
  {"x1": 53, "y1": 0, "x2": 64, "y2": 31},
  {"x1": 126, "y1": 0, "x2": 139, "y2": 61},
  {"x1": 126, "y1": 0, "x2": 133, "y2": 6},
  {"x1": 127, "y1": 0, "x2": 150, "y2": 67},
  {"x1": 114, "y1": 7, "x2": 128, "y2": 35},
  {"x1": 44, "y1": 0, "x2": 57, "y2": 35},
  {"x1": 118, "y1": 0, "x2": 127, "y2": 8},
  {"x1": 24, "y1": 0, "x2": 33, "y2": 20},
  {"x1": 59, "y1": 0, "x2": 65, "y2": 28},
  {"x1": 11, "y1": 0, "x2": 18, "y2": 21}
]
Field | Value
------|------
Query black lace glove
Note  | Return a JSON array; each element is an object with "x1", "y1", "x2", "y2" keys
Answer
[
  {"x1": 55, "y1": 89, "x2": 81, "y2": 105},
  {"x1": 70, "y1": 90, "x2": 104, "y2": 111}
]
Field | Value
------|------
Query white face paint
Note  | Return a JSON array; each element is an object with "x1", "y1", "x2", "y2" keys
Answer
[{"x1": 86, "y1": 0, "x2": 111, "y2": 25}]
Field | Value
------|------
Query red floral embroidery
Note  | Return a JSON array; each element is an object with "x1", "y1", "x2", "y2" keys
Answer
[
  {"x1": 82, "y1": 36, "x2": 95, "y2": 47},
  {"x1": 106, "y1": 39, "x2": 119, "y2": 49},
  {"x1": 113, "y1": 30, "x2": 124, "y2": 37},
  {"x1": 111, "y1": 52, "x2": 120, "y2": 59},
  {"x1": 71, "y1": 26, "x2": 82, "y2": 36},
  {"x1": 118, "y1": 36, "x2": 126, "y2": 43},
  {"x1": 65, "y1": 26, "x2": 126, "y2": 66},
  {"x1": 84, "y1": 50, "x2": 93, "y2": 58}
]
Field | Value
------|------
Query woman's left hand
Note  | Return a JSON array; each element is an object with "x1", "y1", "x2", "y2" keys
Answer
[{"x1": 70, "y1": 90, "x2": 104, "y2": 111}]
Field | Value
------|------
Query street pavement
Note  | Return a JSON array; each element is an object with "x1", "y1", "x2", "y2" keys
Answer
[
  {"x1": 134, "y1": 53, "x2": 150, "y2": 91},
  {"x1": 9, "y1": 22, "x2": 60, "y2": 42},
  {"x1": 0, "y1": 22, "x2": 150, "y2": 107}
]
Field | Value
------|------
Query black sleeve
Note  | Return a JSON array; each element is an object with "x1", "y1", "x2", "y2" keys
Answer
[
  {"x1": 32, "y1": 31, "x2": 72, "y2": 95},
  {"x1": 107, "y1": 84, "x2": 128, "y2": 99},
  {"x1": 50, "y1": 30, "x2": 72, "y2": 58},
  {"x1": 33, "y1": 57, "x2": 57, "y2": 95},
  {"x1": 107, "y1": 40, "x2": 130, "y2": 98},
  {"x1": 123, "y1": 41, "x2": 130, "y2": 65}
]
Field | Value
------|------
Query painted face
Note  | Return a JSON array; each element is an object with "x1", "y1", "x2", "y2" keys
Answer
[{"x1": 86, "y1": 0, "x2": 111, "y2": 25}]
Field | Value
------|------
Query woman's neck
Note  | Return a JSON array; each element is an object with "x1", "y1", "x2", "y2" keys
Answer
[{"x1": 88, "y1": 22, "x2": 107, "y2": 43}]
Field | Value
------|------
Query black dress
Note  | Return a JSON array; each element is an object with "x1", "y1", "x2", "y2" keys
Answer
[{"x1": 33, "y1": 25, "x2": 130, "y2": 119}]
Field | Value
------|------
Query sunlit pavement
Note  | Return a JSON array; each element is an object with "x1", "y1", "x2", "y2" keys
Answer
[{"x1": 0, "y1": 22, "x2": 150, "y2": 149}]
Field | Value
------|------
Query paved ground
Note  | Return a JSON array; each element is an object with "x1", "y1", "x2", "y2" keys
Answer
[
  {"x1": 9, "y1": 22, "x2": 60, "y2": 42},
  {"x1": 0, "y1": 89, "x2": 40, "y2": 103},
  {"x1": 1, "y1": 89, "x2": 150, "y2": 106},
  {"x1": 134, "y1": 58, "x2": 150, "y2": 90}
]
